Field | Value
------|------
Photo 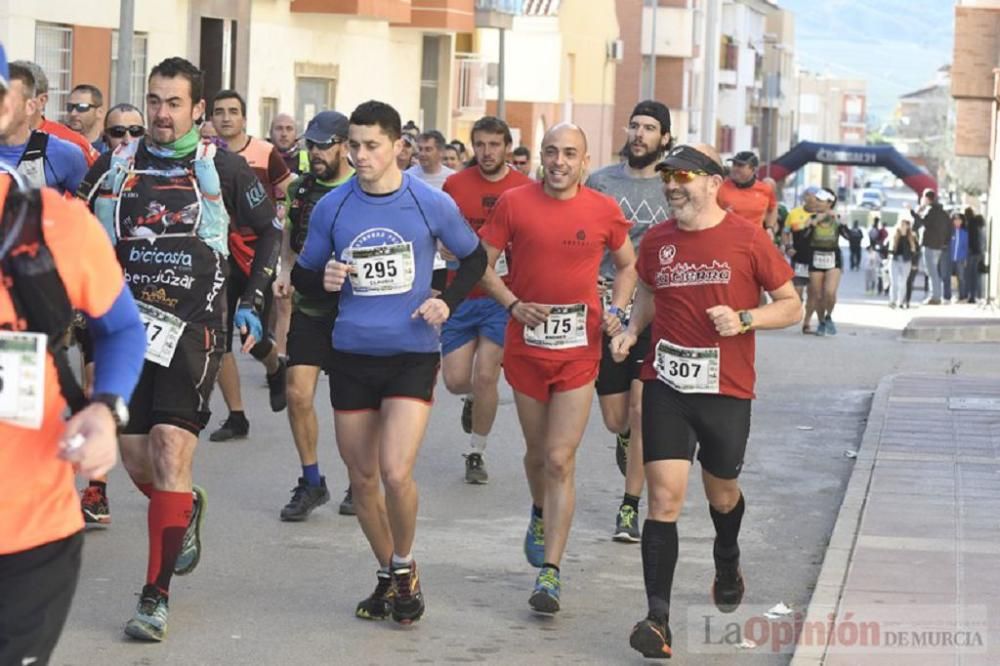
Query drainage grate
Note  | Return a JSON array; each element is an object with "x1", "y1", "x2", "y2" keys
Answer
[{"x1": 948, "y1": 397, "x2": 1000, "y2": 411}]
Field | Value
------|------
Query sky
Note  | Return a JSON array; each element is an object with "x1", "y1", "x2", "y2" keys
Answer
[{"x1": 777, "y1": 0, "x2": 956, "y2": 125}]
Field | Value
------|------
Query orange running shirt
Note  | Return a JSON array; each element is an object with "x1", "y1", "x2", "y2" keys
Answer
[
  {"x1": 0, "y1": 177, "x2": 124, "y2": 555},
  {"x1": 478, "y1": 182, "x2": 630, "y2": 361},
  {"x1": 40, "y1": 118, "x2": 99, "y2": 166},
  {"x1": 442, "y1": 166, "x2": 533, "y2": 299},
  {"x1": 717, "y1": 178, "x2": 776, "y2": 227}
]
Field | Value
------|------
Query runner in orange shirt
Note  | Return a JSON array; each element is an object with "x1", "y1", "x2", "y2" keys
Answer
[
  {"x1": 0, "y1": 45, "x2": 146, "y2": 664},
  {"x1": 479, "y1": 123, "x2": 636, "y2": 614},
  {"x1": 716, "y1": 151, "x2": 777, "y2": 232}
]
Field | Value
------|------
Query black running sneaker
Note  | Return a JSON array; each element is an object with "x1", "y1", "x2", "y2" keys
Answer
[
  {"x1": 280, "y1": 477, "x2": 330, "y2": 522},
  {"x1": 460, "y1": 396, "x2": 474, "y2": 435},
  {"x1": 267, "y1": 357, "x2": 288, "y2": 412},
  {"x1": 390, "y1": 561, "x2": 425, "y2": 624},
  {"x1": 712, "y1": 552, "x2": 745, "y2": 613},
  {"x1": 208, "y1": 414, "x2": 249, "y2": 442},
  {"x1": 356, "y1": 570, "x2": 394, "y2": 620},
  {"x1": 338, "y1": 486, "x2": 355, "y2": 516},
  {"x1": 629, "y1": 614, "x2": 672, "y2": 659},
  {"x1": 81, "y1": 485, "x2": 111, "y2": 526}
]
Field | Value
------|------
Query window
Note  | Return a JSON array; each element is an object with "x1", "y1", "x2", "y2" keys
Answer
[
  {"x1": 110, "y1": 31, "x2": 149, "y2": 109},
  {"x1": 260, "y1": 97, "x2": 278, "y2": 138},
  {"x1": 295, "y1": 79, "x2": 334, "y2": 133},
  {"x1": 110, "y1": 31, "x2": 148, "y2": 110},
  {"x1": 34, "y1": 23, "x2": 73, "y2": 121}
]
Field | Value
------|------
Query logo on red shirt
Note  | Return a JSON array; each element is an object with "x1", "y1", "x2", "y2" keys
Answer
[
  {"x1": 658, "y1": 244, "x2": 676, "y2": 265},
  {"x1": 655, "y1": 260, "x2": 732, "y2": 288}
]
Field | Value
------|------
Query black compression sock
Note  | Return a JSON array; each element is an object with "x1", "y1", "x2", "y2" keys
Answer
[
  {"x1": 641, "y1": 519, "x2": 678, "y2": 620},
  {"x1": 710, "y1": 493, "x2": 745, "y2": 561},
  {"x1": 622, "y1": 493, "x2": 640, "y2": 512}
]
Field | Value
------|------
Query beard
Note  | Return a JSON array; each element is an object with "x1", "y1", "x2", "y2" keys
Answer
[{"x1": 623, "y1": 140, "x2": 663, "y2": 170}]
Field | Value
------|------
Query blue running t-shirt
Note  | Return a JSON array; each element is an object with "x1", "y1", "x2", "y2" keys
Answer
[{"x1": 297, "y1": 173, "x2": 479, "y2": 355}]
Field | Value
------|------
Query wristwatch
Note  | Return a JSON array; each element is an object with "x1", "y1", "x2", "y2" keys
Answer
[
  {"x1": 607, "y1": 305, "x2": 627, "y2": 323},
  {"x1": 738, "y1": 310, "x2": 753, "y2": 334},
  {"x1": 91, "y1": 393, "x2": 130, "y2": 430}
]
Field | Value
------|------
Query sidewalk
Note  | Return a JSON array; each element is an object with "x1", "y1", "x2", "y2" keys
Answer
[{"x1": 792, "y1": 374, "x2": 1000, "y2": 665}]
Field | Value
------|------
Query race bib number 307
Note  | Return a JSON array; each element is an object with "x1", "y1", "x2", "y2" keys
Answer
[
  {"x1": 654, "y1": 339, "x2": 720, "y2": 394},
  {"x1": 524, "y1": 304, "x2": 588, "y2": 350},
  {"x1": 0, "y1": 331, "x2": 47, "y2": 430},
  {"x1": 349, "y1": 242, "x2": 416, "y2": 296},
  {"x1": 137, "y1": 302, "x2": 187, "y2": 368}
]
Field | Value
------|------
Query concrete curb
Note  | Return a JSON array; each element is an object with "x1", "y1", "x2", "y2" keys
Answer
[
  {"x1": 788, "y1": 374, "x2": 895, "y2": 665},
  {"x1": 902, "y1": 317, "x2": 1000, "y2": 342}
]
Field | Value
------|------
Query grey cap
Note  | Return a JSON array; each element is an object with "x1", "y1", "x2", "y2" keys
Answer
[{"x1": 303, "y1": 111, "x2": 349, "y2": 143}]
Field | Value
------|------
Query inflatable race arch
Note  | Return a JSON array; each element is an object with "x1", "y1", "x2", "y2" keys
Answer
[{"x1": 762, "y1": 141, "x2": 938, "y2": 195}]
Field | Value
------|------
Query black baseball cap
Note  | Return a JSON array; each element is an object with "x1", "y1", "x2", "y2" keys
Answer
[
  {"x1": 728, "y1": 151, "x2": 759, "y2": 167},
  {"x1": 655, "y1": 145, "x2": 725, "y2": 177},
  {"x1": 303, "y1": 111, "x2": 349, "y2": 143},
  {"x1": 630, "y1": 100, "x2": 671, "y2": 134}
]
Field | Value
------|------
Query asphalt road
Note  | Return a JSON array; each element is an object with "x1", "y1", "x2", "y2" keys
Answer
[{"x1": 54, "y1": 266, "x2": 1000, "y2": 665}]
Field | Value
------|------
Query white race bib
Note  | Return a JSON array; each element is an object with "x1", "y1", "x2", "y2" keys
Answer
[
  {"x1": 813, "y1": 251, "x2": 836, "y2": 270},
  {"x1": 433, "y1": 250, "x2": 447, "y2": 271},
  {"x1": 524, "y1": 304, "x2": 588, "y2": 350},
  {"x1": 654, "y1": 339, "x2": 720, "y2": 394},
  {"x1": 137, "y1": 302, "x2": 187, "y2": 367},
  {"x1": 349, "y1": 242, "x2": 416, "y2": 296},
  {"x1": 0, "y1": 331, "x2": 47, "y2": 429},
  {"x1": 794, "y1": 262, "x2": 810, "y2": 278},
  {"x1": 495, "y1": 250, "x2": 509, "y2": 278}
]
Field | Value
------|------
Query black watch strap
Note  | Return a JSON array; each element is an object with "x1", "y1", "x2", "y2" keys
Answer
[{"x1": 91, "y1": 393, "x2": 129, "y2": 430}]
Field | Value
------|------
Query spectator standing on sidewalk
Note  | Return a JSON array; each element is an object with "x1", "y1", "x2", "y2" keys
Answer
[
  {"x1": 888, "y1": 218, "x2": 919, "y2": 309},
  {"x1": 942, "y1": 212, "x2": 969, "y2": 303},
  {"x1": 964, "y1": 207, "x2": 985, "y2": 303},
  {"x1": 911, "y1": 190, "x2": 951, "y2": 305}
]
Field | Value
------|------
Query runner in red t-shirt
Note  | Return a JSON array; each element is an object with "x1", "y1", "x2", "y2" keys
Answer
[
  {"x1": 479, "y1": 123, "x2": 636, "y2": 614},
  {"x1": 440, "y1": 116, "x2": 532, "y2": 484},
  {"x1": 610, "y1": 144, "x2": 800, "y2": 659}
]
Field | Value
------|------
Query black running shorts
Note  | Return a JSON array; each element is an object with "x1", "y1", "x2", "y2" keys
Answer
[
  {"x1": 224, "y1": 257, "x2": 275, "y2": 358},
  {"x1": 641, "y1": 379, "x2": 752, "y2": 479},
  {"x1": 124, "y1": 325, "x2": 224, "y2": 435},
  {"x1": 596, "y1": 327, "x2": 651, "y2": 396},
  {"x1": 0, "y1": 532, "x2": 82, "y2": 666},
  {"x1": 329, "y1": 350, "x2": 440, "y2": 411},
  {"x1": 286, "y1": 310, "x2": 336, "y2": 370}
]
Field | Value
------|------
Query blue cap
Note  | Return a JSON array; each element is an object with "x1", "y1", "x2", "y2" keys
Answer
[
  {"x1": 0, "y1": 43, "x2": 8, "y2": 91},
  {"x1": 302, "y1": 111, "x2": 349, "y2": 143}
]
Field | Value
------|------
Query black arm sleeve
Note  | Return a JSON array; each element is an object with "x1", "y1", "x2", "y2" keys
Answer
[
  {"x1": 438, "y1": 242, "x2": 487, "y2": 314},
  {"x1": 291, "y1": 261, "x2": 333, "y2": 300},
  {"x1": 244, "y1": 224, "x2": 280, "y2": 310}
]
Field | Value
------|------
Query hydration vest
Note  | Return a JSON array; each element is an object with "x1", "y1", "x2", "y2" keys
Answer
[
  {"x1": 0, "y1": 181, "x2": 86, "y2": 412},
  {"x1": 15, "y1": 131, "x2": 50, "y2": 190}
]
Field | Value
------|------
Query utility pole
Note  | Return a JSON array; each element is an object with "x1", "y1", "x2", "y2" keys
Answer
[
  {"x1": 115, "y1": 0, "x2": 135, "y2": 106},
  {"x1": 497, "y1": 27, "x2": 506, "y2": 120},
  {"x1": 646, "y1": 0, "x2": 657, "y2": 99}
]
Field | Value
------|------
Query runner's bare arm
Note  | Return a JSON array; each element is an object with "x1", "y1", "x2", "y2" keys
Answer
[
  {"x1": 610, "y1": 278, "x2": 653, "y2": 362},
  {"x1": 728, "y1": 281, "x2": 801, "y2": 333},
  {"x1": 478, "y1": 241, "x2": 549, "y2": 327},
  {"x1": 274, "y1": 224, "x2": 295, "y2": 299},
  {"x1": 607, "y1": 237, "x2": 637, "y2": 312},
  {"x1": 764, "y1": 207, "x2": 778, "y2": 233}
]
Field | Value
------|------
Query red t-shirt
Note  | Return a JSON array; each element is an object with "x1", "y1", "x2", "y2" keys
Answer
[
  {"x1": 479, "y1": 182, "x2": 630, "y2": 361},
  {"x1": 636, "y1": 213, "x2": 793, "y2": 399},
  {"x1": 40, "y1": 118, "x2": 99, "y2": 166},
  {"x1": 717, "y1": 178, "x2": 776, "y2": 227},
  {"x1": 443, "y1": 166, "x2": 532, "y2": 299}
]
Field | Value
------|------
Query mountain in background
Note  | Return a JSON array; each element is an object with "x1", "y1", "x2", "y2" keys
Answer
[{"x1": 778, "y1": 0, "x2": 955, "y2": 126}]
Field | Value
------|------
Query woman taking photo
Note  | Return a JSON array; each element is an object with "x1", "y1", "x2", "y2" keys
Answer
[{"x1": 889, "y1": 218, "x2": 920, "y2": 309}]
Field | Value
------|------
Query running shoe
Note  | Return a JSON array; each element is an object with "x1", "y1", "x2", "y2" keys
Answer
[
  {"x1": 338, "y1": 486, "x2": 356, "y2": 516},
  {"x1": 174, "y1": 486, "x2": 206, "y2": 576},
  {"x1": 208, "y1": 413, "x2": 249, "y2": 442},
  {"x1": 123, "y1": 584, "x2": 169, "y2": 642},
  {"x1": 529, "y1": 566, "x2": 561, "y2": 614},
  {"x1": 460, "y1": 396, "x2": 474, "y2": 434},
  {"x1": 390, "y1": 561, "x2": 425, "y2": 624},
  {"x1": 824, "y1": 317, "x2": 838, "y2": 335},
  {"x1": 524, "y1": 510, "x2": 545, "y2": 567},
  {"x1": 81, "y1": 485, "x2": 111, "y2": 526},
  {"x1": 815, "y1": 320, "x2": 827, "y2": 337},
  {"x1": 355, "y1": 570, "x2": 394, "y2": 620},
  {"x1": 280, "y1": 477, "x2": 330, "y2": 522},
  {"x1": 615, "y1": 430, "x2": 630, "y2": 477},
  {"x1": 712, "y1": 552, "x2": 745, "y2": 613},
  {"x1": 267, "y1": 357, "x2": 288, "y2": 412},
  {"x1": 613, "y1": 504, "x2": 640, "y2": 543},
  {"x1": 464, "y1": 452, "x2": 489, "y2": 484},
  {"x1": 629, "y1": 614, "x2": 673, "y2": 659}
]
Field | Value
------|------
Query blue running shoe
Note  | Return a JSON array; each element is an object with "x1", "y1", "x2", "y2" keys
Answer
[
  {"x1": 824, "y1": 317, "x2": 838, "y2": 335},
  {"x1": 815, "y1": 320, "x2": 827, "y2": 337},
  {"x1": 174, "y1": 485, "x2": 206, "y2": 575},
  {"x1": 529, "y1": 566, "x2": 561, "y2": 614},
  {"x1": 524, "y1": 510, "x2": 545, "y2": 567},
  {"x1": 123, "y1": 584, "x2": 169, "y2": 642}
]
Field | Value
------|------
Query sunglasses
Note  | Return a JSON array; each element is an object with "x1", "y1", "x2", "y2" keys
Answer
[
  {"x1": 66, "y1": 102, "x2": 98, "y2": 113},
  {"x1": 106, "y1": 125, "x2": 146, "y2": 139},
  {"x1": 306, "y1": 138, "x2": 342, "y2": 151},
  {"x1": 659, "y1": 169, "x2": 711, "y2": 184}
]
